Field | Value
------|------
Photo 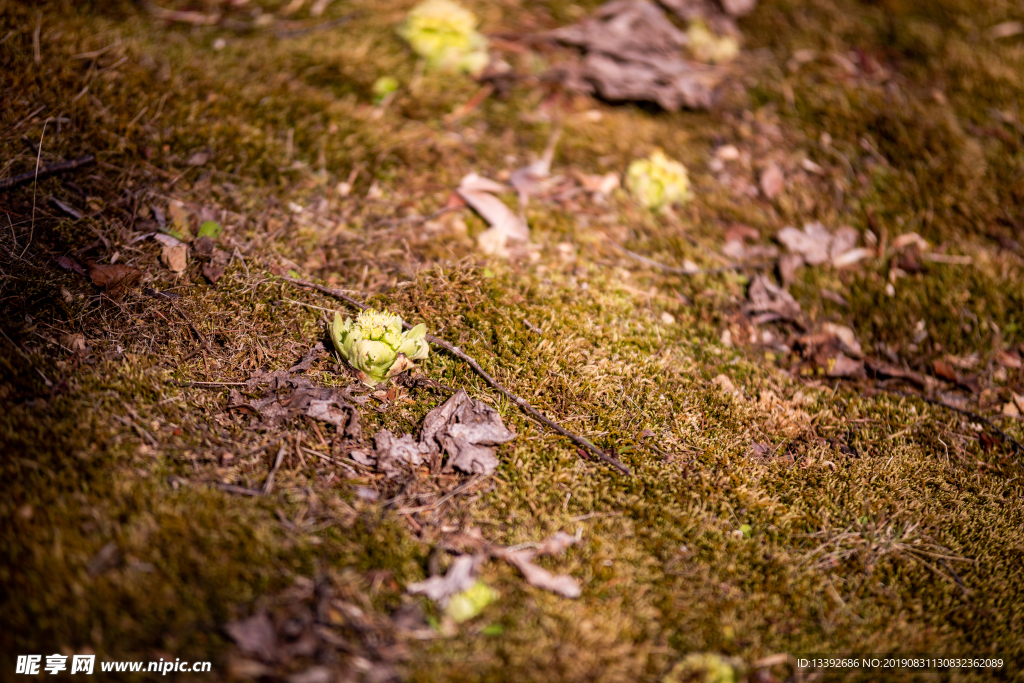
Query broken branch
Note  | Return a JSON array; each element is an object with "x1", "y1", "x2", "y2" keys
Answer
[{"x1": 0, "y1": 155, "x2": 95, "y2": 191}]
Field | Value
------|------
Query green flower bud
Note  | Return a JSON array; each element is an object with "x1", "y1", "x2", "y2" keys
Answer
[
  {"x1": 686, "y1": 20, "x2": 740, "y2": 64},
  {"x1": 398, "y1": 0, "x2": 489, "y2": 75},
  {"x1": 626, "y1": 149, "x2": 691, "y2": 211},
  {"x1": 445, "y1": 580, "x2": 498, "y2": 623},
  {"x1": 331, "y1": 308, "x2": 430, "y2": 386},
  {"x1": 663, "y1": 653, "x2": 740, "y2": 683},
  {"x1": 372, "y1": 75, "x2": 399, "y2": 103}
]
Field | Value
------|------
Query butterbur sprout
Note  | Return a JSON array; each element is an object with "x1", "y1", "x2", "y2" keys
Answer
[
  {"x1": 330, "y1": 308, "x2": 429, "y2": 386},
  {"x1": 686, "y1": 20, "x2": 740, "y2": 64},
  {"x1": 625, "y1": 149, "x2": 691, "y2": 210},
  {"x1": 398, "y1": 0, "x2": 489, "y2": 76}
]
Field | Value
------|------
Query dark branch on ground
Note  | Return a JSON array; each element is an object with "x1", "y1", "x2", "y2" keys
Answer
[{"x1": 0, "y1": 155, "x2": 95, "y2": 191}]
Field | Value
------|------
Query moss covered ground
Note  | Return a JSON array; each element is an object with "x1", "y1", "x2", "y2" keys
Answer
[{"x1": 1, "y1": 0, "x2": 1023, "y2": 681}]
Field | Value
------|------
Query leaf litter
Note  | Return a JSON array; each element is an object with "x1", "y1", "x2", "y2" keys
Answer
[{"x1": 544, "y1": 0, "x2": 757, "y2": 110}]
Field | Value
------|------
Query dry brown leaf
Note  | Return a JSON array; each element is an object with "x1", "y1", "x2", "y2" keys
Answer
[
  {"x1": 407, "y1": 555, "x2": 483, "y2": 605},
  {"x1": 420, "y1": 388, "x2": 516, "y2": 475},
  {"x1": 225, "y1": 612, "x2": 278, "y2": 663},
  {"x1": 500, "y1": 549, "x2": 582, "y2": 598},
  {"x1": 777, "y1": 222, "x2": 865, "y2": 268},
  {"x1": 87, "y1": 262, "x2": 142, "y2": 298},
  {"x1": 161, "y1": 243, "x2": 188, "y2": 272},
  {"x1": 535, "y1": 531, "x2": 578, "y2": 557},
  {"x1": 230, "y1": 369, "x2": 361, "y2": 438},
  {"x1": 996, "y1": 350, "x2": 1022, "y2": 369},
  {"x1": 547, "y1": 0, "x2": 731, "y2": 110},
  {"x1": 456, "y1": 173, "x2": 529, "y2": 256},
  {"x1": 374, "y1": 430, "x2": 430, "y2": 479},
  {"x1": 933, "y1": 359, "x2": 958, "y2": 383},
  {"x1": 759, "y1": 162, "x2": 784, "y2": 199},
  {"x1": 745, "y1": 275, "x2": 801, "y2": 321}
]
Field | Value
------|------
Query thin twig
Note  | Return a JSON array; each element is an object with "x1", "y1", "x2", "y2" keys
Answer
[
  {"x1": 275, "y1": 11, "x2": 358, "y2": 38},
  {"x1": 262, "y1": 443, "x2": 287, "y2": 495},
  {"x1": 281, "y1": 276, "x2": 632, "y2": 475},
  {"x1": 395, "y1": 474, "x2": 489, "y2": 514},
  {"x1": 606, "y1": 238, "x2": 771, "y2": 275},
  {"x1": 0, "y1": 155, "x2": 96, "y2": 191},
  {"x1": 215, "y1": 482, "x2": 262, "y2": 496}
]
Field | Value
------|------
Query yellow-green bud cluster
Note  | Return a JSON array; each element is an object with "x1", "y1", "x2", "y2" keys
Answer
[
  {"x1": 330, "y1": 308, "x2": 429, "y2": 386},
  {"x1": 625, "y1": 149, "x2": 691, "y2": 211},
  {"x1": 398, "y1": 0, "x2": 489, "y2": 75}
]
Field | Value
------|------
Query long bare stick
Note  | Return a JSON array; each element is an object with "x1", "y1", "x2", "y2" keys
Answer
[
  {"x1": 281, "y1": 275, "x2": 632, "y2": 475},
  {"x1": 0, "y1": 154, "x2": 95, "y2": 191},
  {"x1": 606, "y1": 237, "x2": 772, "y2": 275}
]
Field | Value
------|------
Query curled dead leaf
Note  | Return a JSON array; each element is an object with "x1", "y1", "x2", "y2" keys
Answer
[
  {"x1": 420, "y1": 388, "x2": 516, "y2": 475},
  {"x1": 87, "y1": 262, "x2": 142, "y2": 298}
]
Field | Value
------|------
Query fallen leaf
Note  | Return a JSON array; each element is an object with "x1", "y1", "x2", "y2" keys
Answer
[
  {"x1": 747, "y1": 442, "x2": 776, "y2": 458},
  {"x1": 745, "y1": 275, "x2": 801, "y2": 321},
  {"x1": 892, "y1": 232, "x2": 928, "y2": 251},
  {"x1": 534, "y1": 531, "x2": 578, "y2": 557},
  {"x1": 777, "y1": 221, "x2": 864, "y2": 268},
  {"x1": 509, "y1": 127, "x2": 561, "y2": 206},
  {"x1": 996, "y1": 350, "x2": 1022, "y2": 369},
  {"x1": 374, "y1": 429, "x2": 430, "y2": 479},
  {"x1": 778, "y1": 253, "x2": 803, "y2": 286},
  {"x1": 759, "y1": 162, "x2": 784, "y2": 199},
  {"x1": 776, "y1": 222, "x2": 832, "y2": 265},
  {"x1": 232, "y1": 370, "x2": 361, "y2": 438},
  {"x1": 457, "y1": 173, "x2": 529, "y2": 256},
  {"x1": 864, "y1": 357, "x2": 937, "y2": 392},
  {"x1": 407, "y1": 554, "x2": 483, "y2": 605},
  {"x1": 826, "y1": 352, "x2": 865, "y2": 378},
  {"x1": 1003, "y1": 401, "x2": 1021, "y2": 417},
  {"x1": 820, "y1": 322, "x2": 862, "y2": 356},
  {"x1": 87, "y1": 262, "x2": 142, "y2": 298},
  {"x1": 193, "y1": 236, "x2": 216, "y2": 257},
  {"x1": 57, "y1": 255, "x2": 87, "y2": 276},
  {"x1": 166, "y1": 200, "x2": 193, "y2": 241},
  {"x1": 62, "y1": 333, "x2": 89, "y2": 356},
  {"x1": 186, "y1": 150, "x2": 211, "y2": 166},
  {"x1": 499, "y1": 549, "x2": 581, "y2": 598},
  {"x1": 288, "y1": 342, "x2": 325, "y2": 373},
  {"x1": 989, "y1": 20, "x2": 1024, "y2": 39},
  {"x1": 794, "y1": 327, "x2": 865, "y2": 378},
  {"x1": 202, "y1": 263, "x2": 225, "y2": 283},
  {"x1": 547, "y1": 0, "x2": 731, "y2": 110},
  {"x1": 832, "y1": 247, "x2": 871, "y2": 268},
  {"x1": 287, "y1": 667, "x2": 333, "y2": 683},
  {"x1": 577, "y1": 171, "x2": 620, "y2": 195},
  {"x1": 161, "y1": 243, "x2": 188, "y2": 273},
  {"x1": 829, "y1": 226, "x2": 859, "y2": 261},
  {"x1": 933, "y1": 359, "x2": 958, "y2": 383},
  {"x1": 225, "y1": 612, "x2": 278, "y2": 663},
  {"x1": 420, "y1": 388, "x2": 516, "y2": 475}
]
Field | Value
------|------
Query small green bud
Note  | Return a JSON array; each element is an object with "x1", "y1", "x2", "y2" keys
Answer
[
  {"x1": 372, "y1": 76, "x2": 399, "y2": 103},
  {"x1": 445, "y1": 580, "x2": 498, "y2": 623},
  {"x1": 330, "y1": 308, "x2": 430, "y2": 386},
  {"x1": 398, "y1": 0, "x2": 489, "y2": 75},
  {"x1": 626, "y1": 149, "x2": 691, "y2": 211}
]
